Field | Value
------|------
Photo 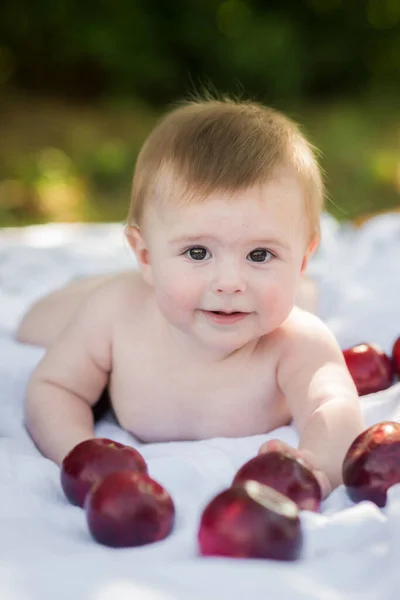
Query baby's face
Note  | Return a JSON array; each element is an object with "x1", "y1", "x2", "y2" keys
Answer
[{"x1": 140, "y1": 170, "x2": 313, "y2": 354}]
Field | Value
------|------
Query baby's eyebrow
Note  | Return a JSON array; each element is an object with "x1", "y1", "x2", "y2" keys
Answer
[
  {"x1": 169, "y1": 234, "x2": 290, "y2": 250},
  {"x1": 169, "y1": 235, "x2": 215, "y2": 244}
]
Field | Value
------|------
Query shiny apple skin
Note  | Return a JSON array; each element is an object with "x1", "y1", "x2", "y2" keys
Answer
[
  {"x1": 342, "y1": 421, "x2": 400, "y2": 507},
  {"x1": 85, "y1": 471, "x2": 175, "y2": 547},
  {"x1": 61, "y1": 438, "x2": 148, "y2": 507},
  {"x1": 198, "y1": 481, "x2": 303, "y2": 561},
  {"x1": 232, "y1": 451, "x2": 322, "y2": 512},
  {"x1": 392, "y1": 337, "x2": 400, "y2": 379},
  {"x1": 343, "y1": 343, "x2": 394, "y2": 396}
]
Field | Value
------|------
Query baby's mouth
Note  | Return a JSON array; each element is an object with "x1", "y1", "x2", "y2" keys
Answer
[
  {"x1": 202, "y1": 310, "x2": 250, "y2": 323},
  {"x1": 211, "y1": 311, "x2": 243, "y2": 315}
]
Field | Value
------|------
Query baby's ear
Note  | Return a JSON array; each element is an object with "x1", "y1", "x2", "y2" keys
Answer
[
  {"x1": 300, "y1": 234, "x2": 319, "y2": 274},
  {"x1": 124, "y1": 225, "x2": 153, "y2": 285}
]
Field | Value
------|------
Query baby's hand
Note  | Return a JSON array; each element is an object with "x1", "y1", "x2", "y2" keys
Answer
[{"x1": 258, "y1": 439, "x2": 332, "y2": 500}]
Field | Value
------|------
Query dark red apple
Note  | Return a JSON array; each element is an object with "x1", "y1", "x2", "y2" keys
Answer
[
  {"x1": 392, "y1": 337, "x2": 400, "y2": 379},
  {"x1": 232, "y1": 450, "x2": 322, "y2": 512},
  {"x1": 342, "y1": 421, "x2": 400, "y2": 507},
  {"x1": 85, "y1": 471, "x2": 175, "y2": 547},
  {"x1": 343, "y1": 342, "x2": 394, "y2": 396},
  {"x1": 61, "y1": 438, "x2": 148, "y2": 507},
  {"x1": 198, "y1": 480, "x2": 302, "y2": 560}
]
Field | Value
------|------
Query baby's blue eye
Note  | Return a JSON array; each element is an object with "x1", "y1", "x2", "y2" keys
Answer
[
  {"x1": 185, "y1": 246, "x2": 209, "y2": 260},
  {"x1": 248, "y1": 248, "x2": 274, "y2": 263}
]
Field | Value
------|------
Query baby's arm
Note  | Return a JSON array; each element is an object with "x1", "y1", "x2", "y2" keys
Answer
[
  {"x1": 274, "y1": 313, "x2": 365, "y2": 496},
  {"x1": 24, "y1": 281, "x2": 120, "y2": 465}
]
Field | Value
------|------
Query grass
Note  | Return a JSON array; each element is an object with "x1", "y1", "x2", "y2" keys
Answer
[{"x1": 0, "y1": 91, "x2": 399, "y2": 227}]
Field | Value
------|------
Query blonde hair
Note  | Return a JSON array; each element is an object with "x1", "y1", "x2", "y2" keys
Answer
[{"x1": 128, "y1": 97, "x2": 324, "y2": 242}]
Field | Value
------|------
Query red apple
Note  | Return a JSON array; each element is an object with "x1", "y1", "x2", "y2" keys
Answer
[
  {"x1": 392, "y1": 337, "x2": 400, "y2": 379},
  {"x1": 342, "y1": 421, "x2": 400, "y2": 507},
  {"x1": 198, "y1": 480, "x2": 302, "y2": 560},
  {"x1": 232, "y1": 450, "x2": 322, "y2": 512},
  {"x1": 61, "y1": 438, "x2": 148, "y2": 507},
  {"x1": 343, "y1": 342, "x2": 394, "y2": 396},
  {"x1": 85, "y1": 471, "x2": 175, "y2": 547}
]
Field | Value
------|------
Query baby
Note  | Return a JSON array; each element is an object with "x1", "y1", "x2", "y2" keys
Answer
[{"x1": 16, "y1": 97, "x2": 365, "y2": 499}]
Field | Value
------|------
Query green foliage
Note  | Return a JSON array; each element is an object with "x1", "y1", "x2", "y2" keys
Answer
[
  {"x1": 0, "y1": 1, "x2": 399, "y2": 226},
  {"x1": 1, "y1": 0, "x2": 400, "y2": 105},
  {"x1": 0, "y1": 93, "x2": 399, "y2": 227}
]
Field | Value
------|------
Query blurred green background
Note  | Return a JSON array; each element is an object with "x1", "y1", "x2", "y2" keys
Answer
[{"x1": 0, "y1": 0, "x2": 399, "y2": 227}]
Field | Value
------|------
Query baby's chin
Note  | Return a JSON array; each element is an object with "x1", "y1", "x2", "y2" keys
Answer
[{"x1": 162, "y1": 309, "x2": 276, "y2": 355}]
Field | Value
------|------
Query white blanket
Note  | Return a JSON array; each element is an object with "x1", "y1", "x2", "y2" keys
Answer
[{"x1": 1, "y1": 213, "x2": 400, "y2": 600}]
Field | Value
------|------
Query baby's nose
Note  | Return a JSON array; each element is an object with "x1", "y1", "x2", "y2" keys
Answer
[{"x1": 212, "y1": 263, "x2": 246, "y2": 294}]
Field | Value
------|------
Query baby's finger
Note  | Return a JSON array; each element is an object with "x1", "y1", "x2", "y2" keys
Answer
[
  {"x1": 258, "y1": 439, "x2": 294, "y2": 455},
  {"x1": 312, "y1": 469, "x2": 332, "y2": 500}
]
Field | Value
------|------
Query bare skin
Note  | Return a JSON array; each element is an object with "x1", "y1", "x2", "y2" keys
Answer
[
  {"x1": 17, "y1": 179, "x2": 365, "y2": 499},
  {"x1": 16, "y1": 271, "x2": 317, "y2": 349}
]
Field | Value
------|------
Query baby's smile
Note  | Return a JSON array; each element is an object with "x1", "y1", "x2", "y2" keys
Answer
[{"x1": 201, "y1": 309, "x2": 250, "y2": 325}]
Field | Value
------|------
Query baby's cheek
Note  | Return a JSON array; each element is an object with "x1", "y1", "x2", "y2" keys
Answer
[
  {"x1": 157, "y1": 275, "x2": 198, "y2": 315},
  {"x1": 262, "y1": 281, "x2": 295, "y2": 321},
  {"x1": 173, "y1": 278, "x2": 199, "y2": 307}
]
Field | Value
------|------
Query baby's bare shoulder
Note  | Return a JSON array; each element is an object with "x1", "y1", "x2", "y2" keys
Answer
[
  {"x1": 87, "y1": 271, "x2": 146, "y2": 315},
  {"x1": 255, "y1": 309, "x2": 336, "y2": 368},
  {"x1": 65, "y1": 270, "x2": 147, "y2": 348},
  {"x1": 277, "y1": 307, "x2": 342, "y2": 359}
]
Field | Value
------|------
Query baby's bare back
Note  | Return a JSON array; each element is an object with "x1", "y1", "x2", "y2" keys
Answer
[{"x1": 108, "y1": 274, "x2": 291, "y2": 442}]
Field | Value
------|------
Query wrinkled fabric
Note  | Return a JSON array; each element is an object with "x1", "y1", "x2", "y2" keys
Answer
[{"x1": 0, "y1": 213, "x2": 399, "y2": 600}]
